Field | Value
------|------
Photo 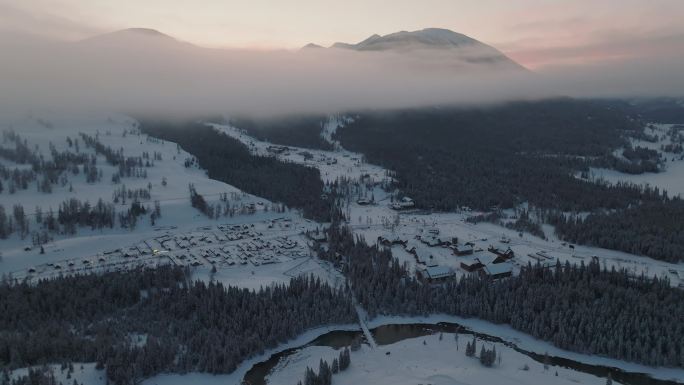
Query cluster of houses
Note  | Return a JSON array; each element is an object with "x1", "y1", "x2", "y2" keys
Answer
[
  {"x1": 181, "y1": 235, "x2": 306, "y2": 268},
  {"x1": 378, "y1": 229, "x2": 516, "y2": 283},
  {"x1": 155, "y1": 221, "x2": 308, "y2": 268},
  {"x1": 23, "y1": 219, "x2": 311, "y2": 281},
  {"x1": 459, "y1": 249, "x2": 515, "y2": 279}
]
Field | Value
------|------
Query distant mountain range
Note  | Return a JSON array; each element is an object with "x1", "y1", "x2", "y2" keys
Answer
[{"x1": 77, "y1": 27, "x2": 525, "y2": 71}]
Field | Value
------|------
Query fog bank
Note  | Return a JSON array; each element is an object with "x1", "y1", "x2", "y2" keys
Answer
[{"x1": 0, "y1": 31, "x2": 682, "y2": 118}]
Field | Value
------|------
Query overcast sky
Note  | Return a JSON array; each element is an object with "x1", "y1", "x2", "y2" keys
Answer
[{"x1": 2, "y1": 0, "x2": 684, "y2": 69}]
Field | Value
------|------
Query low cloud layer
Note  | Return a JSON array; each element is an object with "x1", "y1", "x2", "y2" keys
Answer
[{"x1": 0, "y1": 31, "x2": 683, "y2": 118}]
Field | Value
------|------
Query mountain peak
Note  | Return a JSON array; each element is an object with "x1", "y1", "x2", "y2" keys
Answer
[
  {"x1": 81, "y1": 28, "x2": 178, "y2": 44},
  {"x1": 327, "y1": 28, "x2": 525, "y2": 70},
  {"x1": 118, "y1": 28, "x2": 173, "y2": 38},
  {"x1": 346, "y1": 28, "x2": 479, "y2": 51},
  {"x1": 301, "y1": 42, "x2": 324, "y2": 50}
]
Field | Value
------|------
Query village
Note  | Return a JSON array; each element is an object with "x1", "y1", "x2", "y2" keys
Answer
[
  {"x1": 347, "y1": 201, "x2": 684, "y2": 288},
  {"x1": 14, "y1": 217, "x2": 315, "y2": 283},
  {"x1": 211, "y1": 120, "x2": 684, "y2": 289}
]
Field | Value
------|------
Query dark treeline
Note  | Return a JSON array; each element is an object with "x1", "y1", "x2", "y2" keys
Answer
[
  {"x1": 230, "y1": 115, "x2": 333, "y2": 151},
  {"x1": 0, "y1": 197, "x2": 158, "y2": 240},
  {"x1": 464, "y1": 336, "x2": 498, "y2": 367},
  {"x1": 0, "y1": 266, "x2": 356, "y2": 385},
  {"x1": 335, "y1": 99, "x2": 656, "y2": 212},
  {"x1": 0, "y1": 165, "x2": 36, "y2": 194},
  {"x1": 320, "y1": 224, "x2": 684, "y2": 368},
  {"x1": 297, "y1": 349, "x2": 351, "y2": 385},
  {"x1": 55, "y1": 198, "x2": 116, "y2": 234},
  {"x1": 548, "y1": 199, "x2": 684, "y2": 263},
  {"x1": 612, "y1": 98, "x2": 684, "y2": 123},
  {"x1": 188, "y1": 183, "x2": 212, "y2": 217},
  {"x1": 140, "y1": 121, "x2": 336, "y2": 221}
]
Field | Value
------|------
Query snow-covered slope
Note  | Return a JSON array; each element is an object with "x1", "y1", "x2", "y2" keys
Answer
[
  {"x1": 267, "y1": 332, "x2": 625, "y2": 385},
  {"x1": 0, "y1": 112, "x2": 322, "y2": 289}
]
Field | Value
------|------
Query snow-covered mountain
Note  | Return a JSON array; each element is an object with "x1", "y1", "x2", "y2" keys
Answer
[{"x1": 324, "y1": 28, "x2": 525, "y2": 70}]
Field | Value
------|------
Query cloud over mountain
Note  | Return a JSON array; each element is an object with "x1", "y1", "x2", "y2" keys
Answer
[{"x1": 0, "y1": 27, "x2": 681, "y2": 117}]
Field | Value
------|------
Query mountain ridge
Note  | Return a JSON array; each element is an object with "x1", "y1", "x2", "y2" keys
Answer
[{"x1": 309, "y1": 28, "x2": 525, "y2": 70}]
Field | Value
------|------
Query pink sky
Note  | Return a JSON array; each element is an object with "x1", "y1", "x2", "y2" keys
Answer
[{"x1": 1, "y1": 0, "x2": 684, "y2": 69}]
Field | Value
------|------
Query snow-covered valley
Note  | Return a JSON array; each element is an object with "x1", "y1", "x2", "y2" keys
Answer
[{"x1": 2, "y1": 111, "x2": 683, "y2": 385}]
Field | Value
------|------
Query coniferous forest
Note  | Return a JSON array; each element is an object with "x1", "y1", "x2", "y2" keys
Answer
[
  {"x1": 335, "y1": 99, "x2": 653, "y2": 211},
  {"x1": 0, "y1": 267, "x2": 355, "y2": 385},
  {"x1": 320, "y1": 224, "x2": 684, "y2": 368},
  {"x1": 547, "y1": 199, "x2": 684, "y2": 263}
]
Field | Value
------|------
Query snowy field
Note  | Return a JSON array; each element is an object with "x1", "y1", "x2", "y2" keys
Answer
[
  {"x1": 10, "y1": 363, "x2": 106, "y2": 385},
  {"x1": 588, "y1": 123, "x2": 684, "y2": 197},
  {"x1": 590, "y1": 162, "x2": 684, "y2": 197},
  {"x1": 364, "y1": 315, "x2": 684, "y2": 383},
  {"x1": 0, "y1": 112, "x2": 263, "y2": 212},
  {"x1": 262, "y1": 315, "x2": 684, "y2": 385},
  {"x1": 267, "y1": 332, "x2": 625, "y2": 385}
]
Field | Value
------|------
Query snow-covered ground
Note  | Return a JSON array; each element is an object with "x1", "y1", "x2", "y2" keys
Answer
[
  {"x1": 10, "y1": 363, "x2": 106, "y2": 385},
  {"x1": 267, "y1": 331, "x2": 624, "y2": 385},
  {"x1": 0, "y1": 112, "x2": 328, "y2": 290},
  {"x1": 320, "y1": 115, "x2": 354, "y2": 150},
  {"x1": 590, "y1": 162, "x2": 684, "y2": 197},
  {"x1": 0, "y1": 112, "x2": 263, "y2": 212},
  {"x1": 364, "y1": 315, "x2": 684, "y2": 383},
  {"x1": 210, "y1": 122, "x2": 390, "y2": 184},
  {"x1": 589, "y1": 123, "x2": 684, "y2": 197}
]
